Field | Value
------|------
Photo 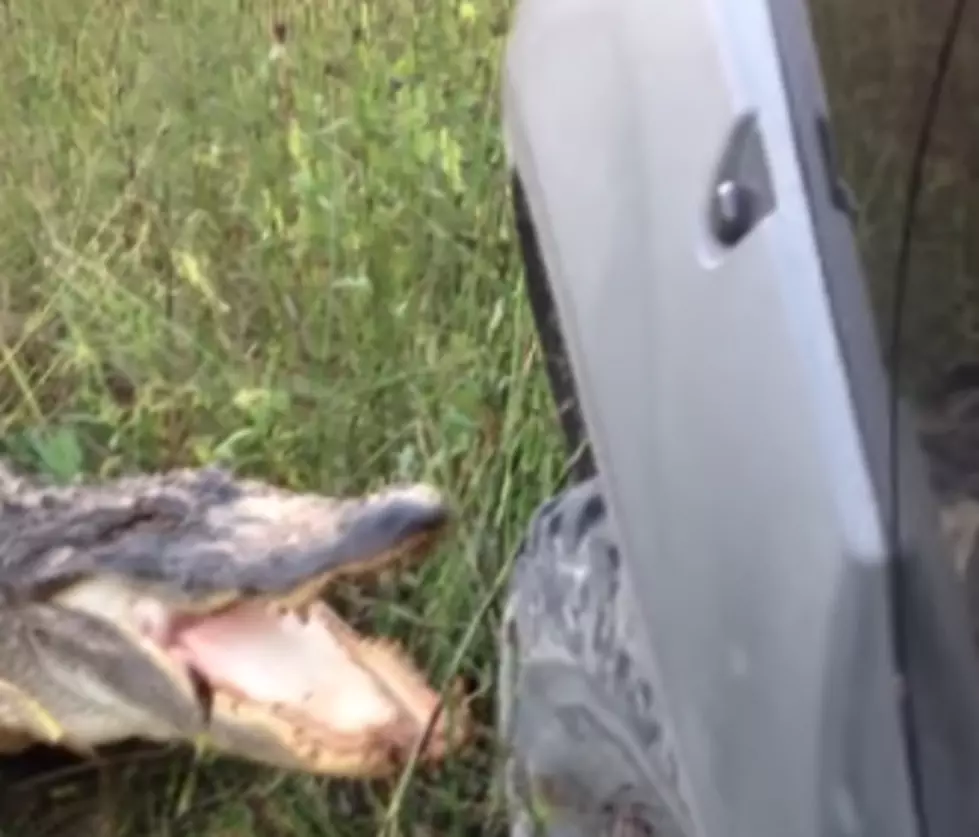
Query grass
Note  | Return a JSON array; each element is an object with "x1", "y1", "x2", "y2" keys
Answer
[
  {"x1": 1, "y1": 0, "x2": 978, "y2": 834},
  {"x1": 0, "y1": 0, "x2": 567, "y2": 834}
]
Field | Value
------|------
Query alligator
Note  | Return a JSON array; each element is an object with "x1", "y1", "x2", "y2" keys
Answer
[{"x1": 0, "y1": 464, "x2": 471, "y2": 778}]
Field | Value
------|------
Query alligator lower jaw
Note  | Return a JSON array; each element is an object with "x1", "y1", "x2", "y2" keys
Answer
[{"x1": 158, "y1": 599, "x2": 464, "y2": 774}]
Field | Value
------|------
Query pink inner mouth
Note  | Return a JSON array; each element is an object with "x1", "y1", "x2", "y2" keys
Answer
[{"x1": 140, "y1": 601, "x2": 406, "y2": 734}]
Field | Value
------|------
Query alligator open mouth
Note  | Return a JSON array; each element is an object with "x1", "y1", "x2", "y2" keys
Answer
[
  {"x1": 123, "y1": 595, "x2": 468, "y2": 776},
  {"x1": 167, "y1": 599, "x2": 461, "y2": 773},
  {"x1": 44, "y1": 572, "x2": 469, "y2": 777}
]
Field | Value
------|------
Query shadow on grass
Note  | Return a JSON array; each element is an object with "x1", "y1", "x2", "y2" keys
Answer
[{"x1": 2, "y1": 738, "x2": 506, "y2": 837}]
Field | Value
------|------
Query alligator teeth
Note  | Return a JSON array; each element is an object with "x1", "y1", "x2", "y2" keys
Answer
[
  {"x1": 304, "y1": 600, "x2": 333, "y2": 623},
  {"x1": 265, "y1": 601, "x2": 289, "y2": 619}
]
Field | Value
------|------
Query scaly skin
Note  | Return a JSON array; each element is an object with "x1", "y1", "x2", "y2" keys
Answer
[{"x1": 0, "y1": 464, "x2": 471, "y2": 777}]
